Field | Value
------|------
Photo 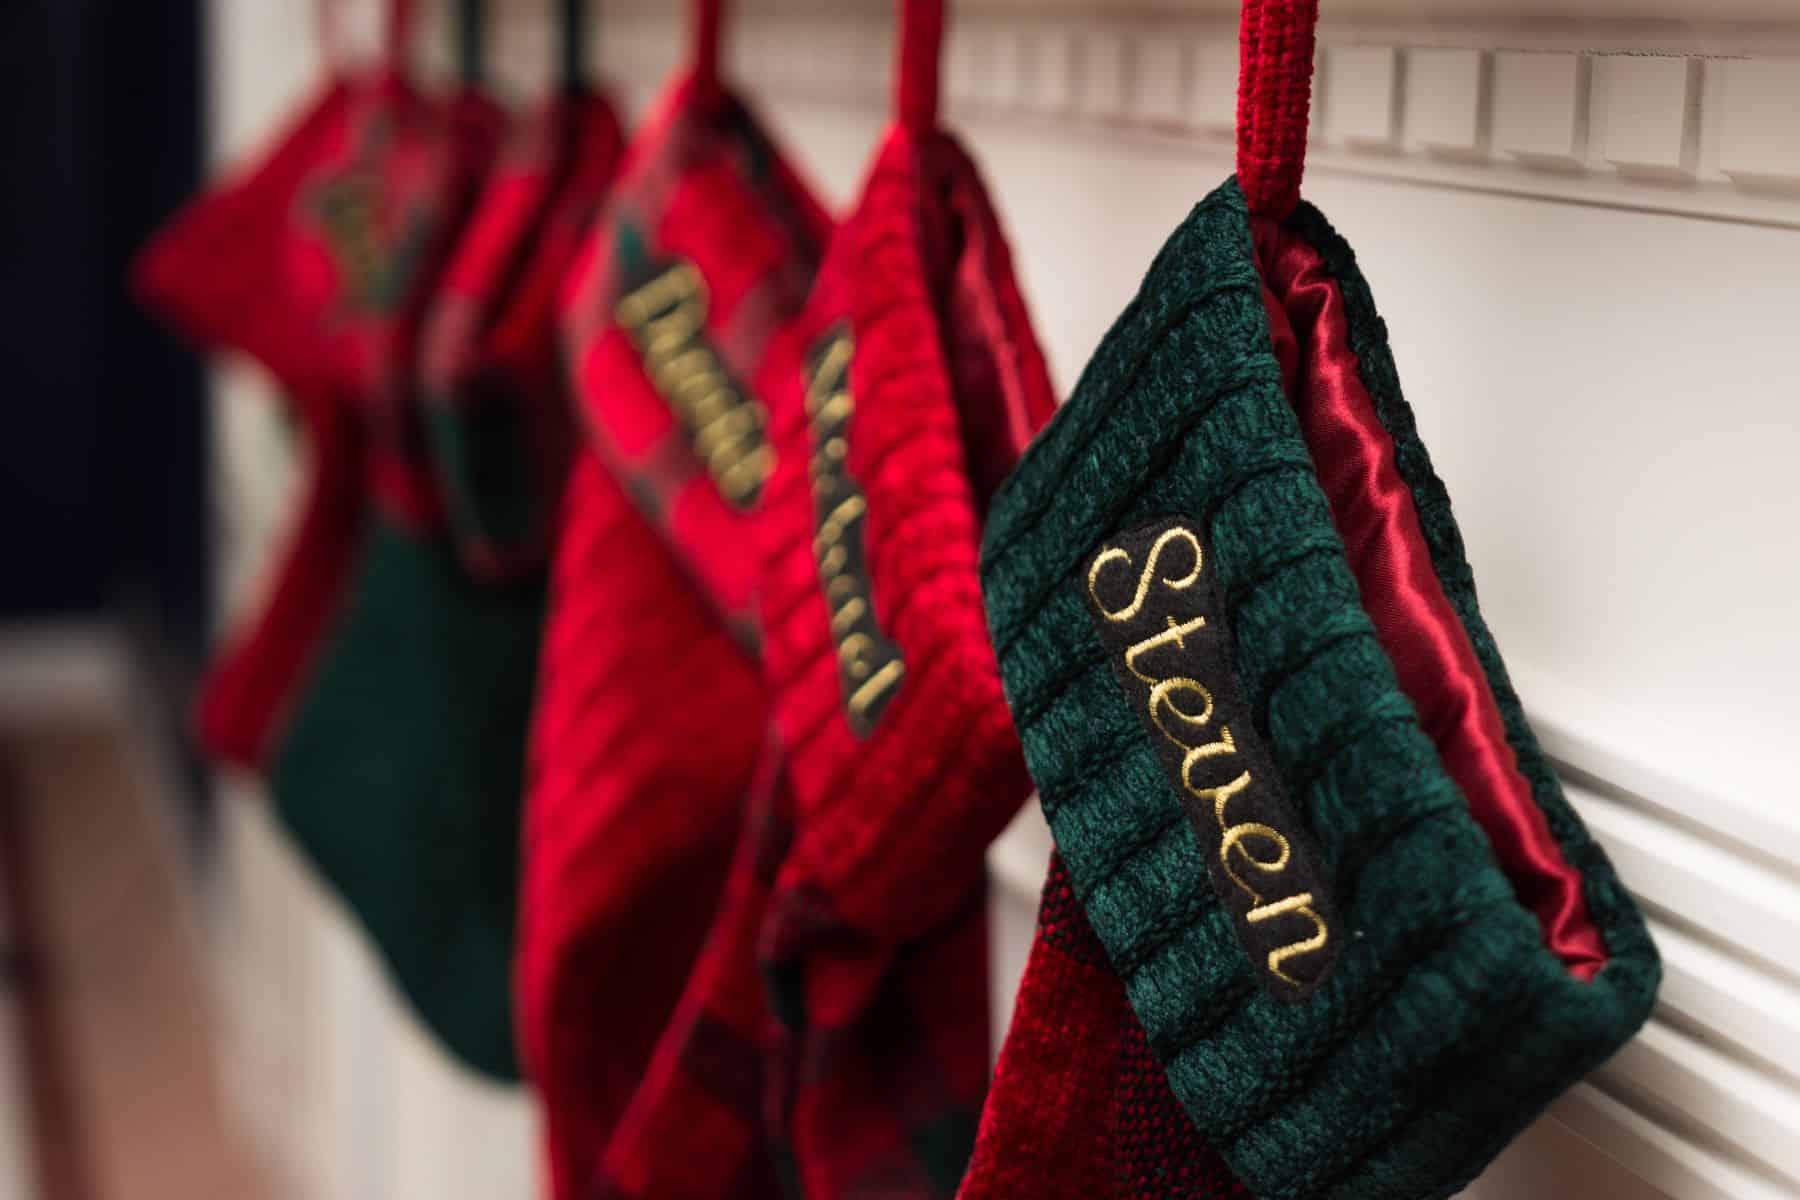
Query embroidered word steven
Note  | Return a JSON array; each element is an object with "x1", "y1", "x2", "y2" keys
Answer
[
  {"x1": 615, "y1": 259, "x2": 774, "y2": 509},
  {"x1": 1082, "y1": 518, "x2": 1339, "y2": 997},
  {"x1": 804, "y1": 323, "x2": 903, "y2": 738}
]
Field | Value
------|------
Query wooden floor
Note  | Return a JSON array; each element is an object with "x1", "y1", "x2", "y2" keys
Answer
[{"x1": 0, "y1": 722, "x2": 268, "y2": 1200}]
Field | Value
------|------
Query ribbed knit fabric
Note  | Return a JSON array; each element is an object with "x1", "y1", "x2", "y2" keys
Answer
[
  {"x1": 960, "y1": 856, "x2": 1252, "y2": 1200},
  {"x1": 1236, "y1": 0, "x2": 1319, "y2": 222},
  {"x1": 421, "y1": 89, "x2": 625, "y2": 579},
  {"x1": 980, "y1": 178, "x2": 1660, "y2": 1200},
  {"x1": 517, "y1": 447, "x2": 767, "y2": 1199},
  {"x1": 750, "y1": 121, "x2": 1057, "y2": 1198}
]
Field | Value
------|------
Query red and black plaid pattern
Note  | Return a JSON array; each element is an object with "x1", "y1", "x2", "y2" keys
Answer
[
  {"x1": 420, "y1": 90, "x2": 625, "y2": 579},
  {"x1": 759, "y1": 871, "x2": 993, "y2": 1199},
  {"x1": 960, "y1": 858, "x2": 1253, "y2": 1200},
  {"x1": 524, "y1": 68, "x2": 831, "y2": 1199},
  {"x1": 291, "y1": 73, "x2": 506, "y2": 528},
  {"x1": 517, "y1": 448, "x2": 767, "y2": 1200},
  {"x1": 591, "y1": 737, "x2": 792, "y2": 1200},
  {"x1": 560, "y1": 73, "x2": 832, "y2": 645}
]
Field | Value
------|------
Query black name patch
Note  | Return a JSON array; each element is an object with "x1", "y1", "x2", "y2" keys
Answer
[
  {"x1": 615, "y1": 258, "x2": 774, "y2": 509},
  {"x1": 1082, "y1": 518, "x2": 1339, "y2": 999},
  {"x1": 804, "y1": 323, "x2": 903, "y2": 738}
]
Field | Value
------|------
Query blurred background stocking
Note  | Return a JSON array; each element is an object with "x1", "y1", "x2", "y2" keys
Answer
[{"x1": 421, "y1": 0, "x2": 624, "y2": 580}]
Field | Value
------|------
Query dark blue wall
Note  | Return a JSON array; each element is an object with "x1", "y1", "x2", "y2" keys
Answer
[{"x1": 0, "y1": 0, "x2": 208, "y2": 665}]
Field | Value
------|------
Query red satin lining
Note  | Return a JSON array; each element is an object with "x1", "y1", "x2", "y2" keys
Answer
[{"x1": 1253, "y1": 220, "x2": 1607, "y2": 981}]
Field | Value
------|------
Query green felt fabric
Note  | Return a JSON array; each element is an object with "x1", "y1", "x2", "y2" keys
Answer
[
  {"x1": 980, "y1": 179, "x2": 1658, "y2": 1199},
  {"x1": 272, "y1": 513, "x2": 543, "y2": 1081}
]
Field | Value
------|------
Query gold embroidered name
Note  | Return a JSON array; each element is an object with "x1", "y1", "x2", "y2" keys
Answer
[
  {"x1": 804, "y1": 323, "x2": 904, "y2": 737},
  {"x1": 615, "y1": 260, "x2": 774, "y2": 509},
  {"x1": 309, "y1": 118, "x2": 430, "y2": 315},
  {"x1": 1083, "y1": 520, "x2": 1339, "y2": 997}
]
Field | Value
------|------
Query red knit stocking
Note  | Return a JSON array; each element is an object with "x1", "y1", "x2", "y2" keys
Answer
[
  {"x1": 516, "y1": 450, "x2": 766, "y2": 1198},
  {"x1": 748, "y1": 1, "x2": 1058, "y2": 1192}
]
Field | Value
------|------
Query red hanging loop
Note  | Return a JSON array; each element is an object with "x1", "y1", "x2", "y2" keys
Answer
[
  {"x1": 383, "y1": 0, "x2": 416, "y2": 70},
  {"x1": 316, "y1": 0, "x2": 342, "y2": 70},
  {"x1": 1236, "y1": 0, "x2": 1319, "y2": 220},
  {"x1": 559, "y1": 0, "x2": 589, "y2": 92},
  {"x1": 896, "y1": 0, "x2": 944, "y2": 136},
  {"x1": 692, "y1": 0, "x2": 725, "y2": 101}
]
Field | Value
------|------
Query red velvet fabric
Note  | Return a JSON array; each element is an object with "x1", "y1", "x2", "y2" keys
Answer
[
  {"x1": 959, "y1": 858, "x2": 1252, "y2": 1200},
  {"x1": 516, "y1": 451, "x2": 765, "y2": 1200},
  {"x1": 561, "y1": 73, "x2": 831, "y2": 641},
  {"x1": 1254, "y1": 220, "x2": 1606, "y2": 979},
  {"x1": 420, "y1": 89, "x2": 625, "y2": 578},
  {"x1": 750, "y1": 121, "x2": 1057, "y2": 1197}
]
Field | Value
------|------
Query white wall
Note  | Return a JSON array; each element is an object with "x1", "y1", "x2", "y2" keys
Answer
[{"x1": 206, "y1": 2, "x2": 1800, "y2": 1197}]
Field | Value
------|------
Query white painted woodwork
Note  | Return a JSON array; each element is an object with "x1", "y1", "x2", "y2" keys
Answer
[
  {"x1": 1403, "y1": 47, "x2": 1486, "y2": 155},
  {"x1": 1324, "y1": 45, "x2": 1400, "y2": 147},
  {"x1": 203, "y1": 2, "x2": 1800, "y2": 1197},
  {"x1": 1717, "y1": 59, "x2": 1800, "y2": 188},
  {"x1": 1134, "y1": 36, "x2": 1191, "y2": 129},
  {"x1": 1079, "y1": 29, "x2": 1134, "y2": 121},
  {"x1": 0, "y1": 867, "x2": 38, "y2": 1200},
  {"x1": 1491, "y1": 50, "x2": 1588, "y2": 166},
  {"x1": 1191, "y1": 38, "x2": 1241, "y2": 131},
  {"x1": 1600, "y1": 55, "x2": 1697, "y2": 178}
]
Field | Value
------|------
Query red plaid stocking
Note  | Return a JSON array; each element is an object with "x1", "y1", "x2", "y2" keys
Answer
[
  {"x1": 518, "y1": 2, "x2": 830, "y2": 1191},
  {"x1": 517, "y1": 449, "x2": 766, "y2": 1196}
]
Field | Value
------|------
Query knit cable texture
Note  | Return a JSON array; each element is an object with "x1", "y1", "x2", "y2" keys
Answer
[{"x1": 979, "y1": 178, "x2": 1660, "y2": 1200}]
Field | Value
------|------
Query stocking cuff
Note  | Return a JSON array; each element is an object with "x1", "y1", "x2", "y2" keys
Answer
[{"x1": 980, "y1": 179, "x2": 1658, "y2": 1200}]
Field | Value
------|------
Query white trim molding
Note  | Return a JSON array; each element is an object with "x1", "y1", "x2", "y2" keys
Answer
[{"x1": 573, "y1": 6, "x2": 1800, "y2": 230}]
